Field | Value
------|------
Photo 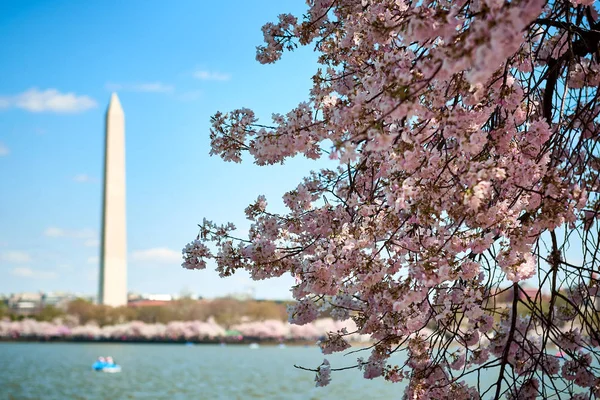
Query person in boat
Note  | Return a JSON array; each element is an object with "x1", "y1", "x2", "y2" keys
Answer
[
  {"x1": 105, "y1": 356, "x2": 115, "y2": 366},
  {"x1": 93, "y1": 357, "x2": 107, "y2": 370}
]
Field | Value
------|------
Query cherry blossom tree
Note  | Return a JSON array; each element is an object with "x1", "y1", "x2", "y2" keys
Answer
[
  {"x1": 184, "y1": 0, "x2": 600, "y2": 398},
  {"x1": 0, "y1": 317, "x2": 364, "y2": 342}
]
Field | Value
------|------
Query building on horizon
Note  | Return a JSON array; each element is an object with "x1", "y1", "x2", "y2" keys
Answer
[{"x1": 3, "y1": 291, "x2": 94, "y2": 315}]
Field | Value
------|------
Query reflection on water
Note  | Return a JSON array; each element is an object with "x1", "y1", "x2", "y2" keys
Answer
[{"x1": 0, "y1": 343, "x2": 403, "y2": 399}]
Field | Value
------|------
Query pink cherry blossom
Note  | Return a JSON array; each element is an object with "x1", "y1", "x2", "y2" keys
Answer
[{"x1": 315, "y1": 359, "x2": 331, "y2": 387}]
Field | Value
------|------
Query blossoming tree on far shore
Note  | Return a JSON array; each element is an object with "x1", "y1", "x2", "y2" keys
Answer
[{"x1": 183, "y1": 0, "x2": 600, "y2": 398}]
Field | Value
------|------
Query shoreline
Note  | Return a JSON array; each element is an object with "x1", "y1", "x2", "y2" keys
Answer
[
  {"x1": 0, "y1": 337, "x2": 317, "y2": 346},
  {"x1": 0, "y1": 337, "x2": 375, "y2": 347}
]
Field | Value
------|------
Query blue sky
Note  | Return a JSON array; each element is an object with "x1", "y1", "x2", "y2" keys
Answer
[{"x1": 0, "y1": 0, "x2": 327, "y2": 299}]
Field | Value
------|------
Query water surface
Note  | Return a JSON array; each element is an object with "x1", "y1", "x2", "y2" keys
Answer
[{"x1": 0, "y1": 343, "x2": 404, "y2": 399}]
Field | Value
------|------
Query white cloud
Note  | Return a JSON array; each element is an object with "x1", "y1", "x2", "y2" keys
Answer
[
  {"x1": 86, "y1": 268, "x2": 97, "y2": 281},
  {"x1": 0, "y1": 142, "x2": 9, "y2": 156},
  {"x1": 105, "y1": 82, "x2": 174, "y2": 93},
  {"x1": 177, "y1": 90, "x2": 202, "y2": 102},
  {"x1": 44, "y1": 227, "x2": 65, "y2": 238},
  {"x1": 0, "y1": 251, "x2": 31, "y2": 264},
  {"x1": 11, "y1": 267, "x2": 57, "y2": 279},
  {"x1": 73, "y1": 173, "x2": 95, "y2": 183},
  {"x1": 87, "y1": 256, "x2": 99, "y2": 265},
  {"x1": 131, "y1": 247, "x2": 181, "y2": 264},
  {"x1": 0, "y1": 88, "x2": 97, "y2": 113},
  {"x1": 44, "y1": 227, "x2": 95, "y2": 239},
  {"x1": 193, "y1": 69, "x2": 230, "y2": 81},
  {"x1": 84, "y1": 239, "x2": 99, "y2": 248}
]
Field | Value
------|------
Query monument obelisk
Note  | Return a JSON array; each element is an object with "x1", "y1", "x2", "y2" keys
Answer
[{"x1": 99, "y1": 93, "x2": 127, "y2": 306}]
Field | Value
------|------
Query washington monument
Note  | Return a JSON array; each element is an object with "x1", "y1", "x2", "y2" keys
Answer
[{"x1": 99, "y1": 93, "x2": 128, "y2": 306}]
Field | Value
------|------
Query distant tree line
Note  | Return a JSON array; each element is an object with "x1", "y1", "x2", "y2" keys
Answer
[
  {"x1": 1, "y1": 298, "x2": 295, "y2": 328},
  {"x1": 3, "y1": 292, "x2": 585, "y2": 332}
]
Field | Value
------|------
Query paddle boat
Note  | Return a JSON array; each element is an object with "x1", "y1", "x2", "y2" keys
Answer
[{"x1": 92, "y1": 357, "x2": 122, "y2": 373}]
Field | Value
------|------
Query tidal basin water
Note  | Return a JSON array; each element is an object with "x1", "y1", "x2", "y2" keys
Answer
[{"x1": 0, "y1": 343, "x2": 405, "y2": 399}]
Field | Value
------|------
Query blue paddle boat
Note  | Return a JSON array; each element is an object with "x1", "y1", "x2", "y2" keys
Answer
[{"x1": 92, "y1": 357, "x2": 122, "y2": 373}]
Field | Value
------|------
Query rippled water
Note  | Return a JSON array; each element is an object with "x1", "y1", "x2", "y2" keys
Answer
[{"x1": 0, "y1": 343, "x2": 404, "y2": 399}]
